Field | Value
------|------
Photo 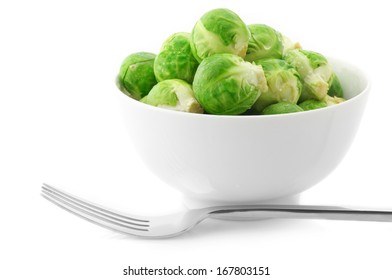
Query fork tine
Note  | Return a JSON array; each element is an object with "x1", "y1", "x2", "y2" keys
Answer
[
  {"x1": 42, "y1": 183, "x2": 149, "y2": 223},
  {"x1": 42, "y1": 192, "x2": 149, "y2": 235},
  {"x1": 41, "y1": 184, "x2": 150, "y2": 235},
  {"x1": 41, "y1": 187, "x2": 149, "y2": 229}
]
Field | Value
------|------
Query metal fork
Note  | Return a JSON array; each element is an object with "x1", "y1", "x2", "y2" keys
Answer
[{"x1": 41, "y1": 183, "x2": 392, "y2": 238}]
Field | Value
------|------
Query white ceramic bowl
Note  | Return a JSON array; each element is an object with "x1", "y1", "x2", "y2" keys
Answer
[{"x1": 116, "y1": 57, "x2": 370, "y2": 206}]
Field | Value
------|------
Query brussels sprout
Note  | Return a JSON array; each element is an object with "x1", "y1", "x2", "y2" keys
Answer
[
  {"x1": 193, "y1": 54, "x2": 267, "y2": 115},
  {"x1": 118, "y1": 52, "x2": 157, "y2": 100},
  {"x1": 141, "y1": 79, "x2": 203, "y2": 113},
  {"x1": 327, "y1": 73, "x2": 344, "y2": 98},
  {"x1": 190, "y1": 8, "x2": 249, "y2": 62},
  {"x1": 282, "y1": 35, "x2": 302, "y2": 55},
  {"x1": 262, "y1": 102, "x2": 304, "y2": 115},
  {"x1": 284, "y1": 49, "x2": 333, "y2": 102},
  {"x1": 323, "y1": 95, "x2": 346, "y2": 106},
  {"x1": 245, "y1": 24, "x2": 284, "y2": 62},
  {"x1": 252, "y1": 58, "x2": 302, "y2": 113},
  {"x1": 298, "y1": 99, "x2": 327, "y2": 111},
  {"x1": 154, "y1": 32, "x2": 199, "y2": 84}
]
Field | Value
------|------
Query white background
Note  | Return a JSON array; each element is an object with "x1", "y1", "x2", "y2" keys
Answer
[{"x1": 1, "y1": 0, "x2": 392, "y2": 279}]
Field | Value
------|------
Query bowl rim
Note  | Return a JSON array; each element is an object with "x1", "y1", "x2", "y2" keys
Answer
[{"x1": 116, "y1": 56, "x2": 371, "y2": 120}]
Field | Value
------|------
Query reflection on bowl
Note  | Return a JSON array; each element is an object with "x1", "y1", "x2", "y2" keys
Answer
[{"x1": 116, "y1": 57, "x2": 370, "y2": 206}]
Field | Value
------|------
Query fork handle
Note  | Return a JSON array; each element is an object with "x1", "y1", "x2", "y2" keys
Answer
[{"x1": 210, "y1": 206, "x2": 392, "y2": 222}]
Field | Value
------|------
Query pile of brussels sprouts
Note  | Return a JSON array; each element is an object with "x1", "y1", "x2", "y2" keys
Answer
[{"x1": 118, "y1": 8, "x2": 345, "y2": 115}]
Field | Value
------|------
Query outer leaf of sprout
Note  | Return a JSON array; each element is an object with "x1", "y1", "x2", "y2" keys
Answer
[
  {"x1": 252, "y1": 58, "x2": 302, "y2": 113},
  {"x1": 190, "y1": 8, "x2": 249, "y2": 62},
  {"x1": 154, "y1": 32, "x2": 199, "y2": 84},
  {"x1": 141, "y1": 79, "x2": 203, "y2": 113},
  {"x1": 193, "y1": 53, "x2": 267, "y2": 115},
  {"x1": 118, "y1": 52, "x2": 157, "y2": 100},
  {"x1": 245, "y1": 24, "x2": 283, "y2": 62},
  {"x1": 284, "y1": 49, "x2": 333, "y2": 102},
  {"x1": 262, "y1": 102, "x2": 304, "y2": 115},
  {"x1": 327, "y1": 73, "x2": 344, "y2": 98},
  {"x1": 298, "y1": 99, "x2": 327, "y2": 111}
]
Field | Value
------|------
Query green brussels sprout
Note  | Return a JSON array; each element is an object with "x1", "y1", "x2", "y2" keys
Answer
[
  {"x1": 252, "y1": 58, "x2": 302, "y2": 113},
  {"x1": 141, "y1": 79, "x2": 203, "y2": 113},
  {"x1": 193, "y1": 53, "x2": 267, "y2": 115},
  {"x1": 262, "y1": 102, "x2": 304, "y2": 115},
  {"x1": 190, "y1": 8, "x2": 249, "y2": 62},
  {"x1": 154, "y1": 32, "x2": 199, "y2": 84},
  {"x1": 327, "y1": 73, "x2": 344, "y2": 98},
  {"x1": 245, "y1": 24, "x2": 284, "y2": 62},
  {"x1": 118, "y1": 52, "x2": 158, "y2": 100},
  {"x1": 284, "y1": 49, "x2": 333, "y2": 102},
  {"x1": 298, "y1": 99, "x2": 327, "y2": 111}
]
